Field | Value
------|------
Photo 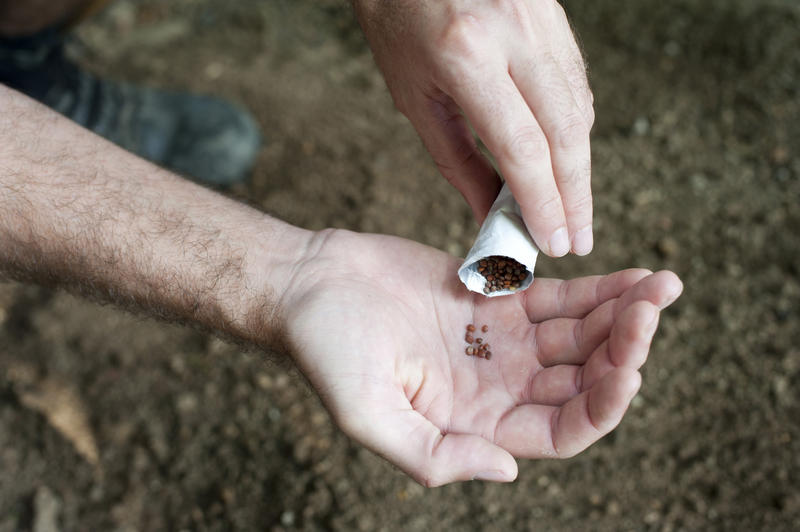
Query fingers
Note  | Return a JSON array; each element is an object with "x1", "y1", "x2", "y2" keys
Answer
[
  {"x1": 509, "y1": 52, "x2": 593, "y2": 255},
  {"x1": 525, "y1": 364, "x2": 581, "y2": 406},
  {"x1": 580, "y1": 301, "x2": 660, "y2": 391},
  {"x1": 614, "y1": 270, "x2": 683, "y2": 312},
  {"x1": 519, "y1": 272, "x2": 681, "y2": 408},
  {"x1": 526, "y1": 300, "x2": 659, "y2": 405},
  {"x1": 408, "y1": 95, "x2": 502, "y2": 223},
  {"x1": 345, "y1": 400, "x2": 517, "y2": 487},
  {"x1": 524, "y1": 268, "x2": 652, "y2": 323},
  {"x1": 551, "y1": 368, "x2": 641, "y2": 458},
  {"x1": 534, "y1": 298, "x2": 617, "y2": 367},
  {"x1": 551, "y1": 3, "x2": 595, "y2": 126},
  {"x1": 534, "y1": 270, "x2": 681, "y2": 367},
  {"x1": 496, "y1": 368, "x2": 640, "y2": 458},
  {"x1": 440, "y1": 67, "x2": 569, "y2": 256},
  {"x1": 495, "y1": 368, "x2": 640, "y2": 458}
]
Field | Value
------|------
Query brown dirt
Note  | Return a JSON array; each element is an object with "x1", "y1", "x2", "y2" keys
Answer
[{"x1": 1, "y1": 0, "x2": 799, "y2": 530}]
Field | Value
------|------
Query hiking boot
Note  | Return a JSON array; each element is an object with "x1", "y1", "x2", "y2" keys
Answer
[{"x1": 0, "y1": 27, "x2": 261, "y2": 186}]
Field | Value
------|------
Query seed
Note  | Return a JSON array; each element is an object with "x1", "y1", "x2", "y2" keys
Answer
[
  {"x1": 465, "y1": 333, "x2": 474, "y2": 343},
  {"x1": 483, "y1": 343, "x2": 490, "y2": 351},
  {"x1": 485, "y1": 351, "x2": 492, "y2": 360},
  {"x1": 482, "y1": 325, "x2": 489, "y2": 333},
  {"x1": 476, "y1": 338, "x2": 482, "y2": 344},
  {"x1": 467, "y1": 324, "x2": 475, "y2": 332},
  {"x1": 477, "y1": 255, "x2": 526, "y2": 295},
  {"x1": 466, "y1": 346, "x2": 474, "y2": 356}
]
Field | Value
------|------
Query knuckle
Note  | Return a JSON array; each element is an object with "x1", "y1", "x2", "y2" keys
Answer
[
  {"x1": 559, "y1": 160, "x2": 591, "y2": 193},
  {"x1": 567, "y1": 190, "x2": 593, "y2": 214},
  {"x1": 436, "y1": 13, "x2": 488, "y2": 69},
  {"x1": 436, "y1": 164, "x2": 460, "y2": 187},
  {"x1": 534, "y1": 192, "x2": 563, "y2": 217},
  {"x1": 554, "y1": 115, "x2": 590, "y2": 150},
  {"x1": 417, "y1": 471, "x2": 443, "y2": 489},
  {"x1": 391, "y1": 95, "x2": 409, "y2": 116},
  {"x1": 585, "y1": 103, "x2": 596, "y2": 128},
  {"x1": 503, "y1": 127, "x2": 549, "y2": 163},
  {"x1": 548, "y1": 0, "x2": 568, "y2": 20},
  {"x1": 491, "y1": 0, "x2": 528, "y2": 19}
]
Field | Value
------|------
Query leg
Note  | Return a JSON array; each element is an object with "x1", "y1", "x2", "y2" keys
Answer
[{"x1": 0, "y1": 1, "x2": 261, "y2": 187}]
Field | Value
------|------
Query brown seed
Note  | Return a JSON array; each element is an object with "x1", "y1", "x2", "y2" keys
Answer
[
  {"x1": 466, "y1": 346, "x2": 475, "y2": 356},
  {"x1": 483, "y1": 343, "x2": 490, "y2": 351},
  {"x1": 465, "y1": 333, "x2": 474, "y2": 343},
  {"x1": 485, "y1": 351, "x2": 492, "y2": 360},
  {"x1": 467, "y1": 324, "x2": 475, "y2": 332},
  {"x1": 482, "y1": 325, "x2": 489, "y2": 333}
]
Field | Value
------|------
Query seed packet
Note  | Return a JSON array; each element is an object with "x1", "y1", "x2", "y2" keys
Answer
[{"x1": 457, "y1": 183, "x2": 539, "y2": 297}]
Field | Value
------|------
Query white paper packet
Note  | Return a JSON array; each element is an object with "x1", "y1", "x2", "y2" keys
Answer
[{"x1": 457, "y1": 184, "x2": 539, "y2": 297}]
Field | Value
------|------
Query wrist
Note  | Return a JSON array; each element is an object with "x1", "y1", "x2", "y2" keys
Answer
[{"x1": 234, "y1": 217, "x2": 316, "y2": 351}]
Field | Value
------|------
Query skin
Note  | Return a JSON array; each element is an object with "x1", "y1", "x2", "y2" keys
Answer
[
  {"x1": 1, "y1": 85, "x2": 683, "y2": 486},
  {"x1": 4, "y1": 0, "x2": 594, "y2": 256},
  {"x1": 354, "y1": 0, "x2": 595, "y2": 257}
]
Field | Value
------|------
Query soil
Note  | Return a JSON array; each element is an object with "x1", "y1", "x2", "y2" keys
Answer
[{"x1": 1, "y1": 0, "x2": 799, "y2": 530}]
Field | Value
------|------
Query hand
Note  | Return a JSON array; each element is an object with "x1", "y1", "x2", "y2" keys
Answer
[
  {"x1": 281, "y1": 230, "x2": 682, "y2": 486},
  {"x1": 355, "y1": 0, "x2": 595, "y2": 257}
]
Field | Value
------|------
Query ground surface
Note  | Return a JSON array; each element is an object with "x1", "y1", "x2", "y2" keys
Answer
[{"x1": 1, "y1": 0, "x2": 799, "y2": 530}]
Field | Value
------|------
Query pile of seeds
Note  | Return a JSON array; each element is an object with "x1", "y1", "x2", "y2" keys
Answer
[
  {"x1": 477, "y1": 255, "x2": 528, "y2": 294},
  {"x1": 465, "y1": 324, "x2": 492, "y2": 360}
]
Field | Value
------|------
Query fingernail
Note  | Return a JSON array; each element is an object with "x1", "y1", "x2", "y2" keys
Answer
[
  {"x1": 473, "y1": 470, "x2": 513, "y2": 482},
  {"x1": 660, "y1": 281, "x2": 684, "y2": 309},
  {"x1": 548, "y1": 227, "x2": 570, "y2": 257},
  {"x1": 572, "y1": 225, "x2": 594, "y2": 256}
]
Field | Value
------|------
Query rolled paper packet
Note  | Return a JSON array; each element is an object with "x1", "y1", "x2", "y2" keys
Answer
[{"x1": 458, "y1": 184, "x2": 539, "y2": 297}]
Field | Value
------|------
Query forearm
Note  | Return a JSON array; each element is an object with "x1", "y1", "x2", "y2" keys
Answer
[{"x1": 0, "y1": 84, "x2": 311, "y2": 349}]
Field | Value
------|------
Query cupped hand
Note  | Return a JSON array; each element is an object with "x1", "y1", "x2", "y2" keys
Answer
[
  {"x1": 355, "y1": 0, "x2": 594, "y2": 257},
  {"x1": 282, "y1": 231, "x2": 682, "y2": 487}
]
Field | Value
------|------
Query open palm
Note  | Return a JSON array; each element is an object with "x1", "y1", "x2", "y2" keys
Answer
[{"x1": 284, "y1": 231, "x2": 682, "y2": 486}]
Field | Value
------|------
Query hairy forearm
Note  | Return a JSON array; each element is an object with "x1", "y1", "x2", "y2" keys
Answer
[{"x1": 0, "y1": 84, "x2": 311, "y2": 349}]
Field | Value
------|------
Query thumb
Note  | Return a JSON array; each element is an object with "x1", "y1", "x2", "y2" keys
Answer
[{"x1": 344, "y1": 402, "x2": 517, "y2": 487}]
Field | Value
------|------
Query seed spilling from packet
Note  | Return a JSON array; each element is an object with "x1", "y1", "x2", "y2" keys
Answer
[
  {"x1": 477, "y1": 256, "x2": 527, "y2": 294},
  {"x1": 464, "y1": 323, "x2": 492, "y2": 360}
]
